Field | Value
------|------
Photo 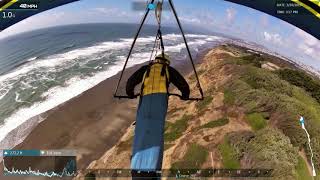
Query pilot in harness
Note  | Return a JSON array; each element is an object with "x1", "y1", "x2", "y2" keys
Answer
[{"x1": 113, "y1": 0, "x2": 204, "y2": 179}]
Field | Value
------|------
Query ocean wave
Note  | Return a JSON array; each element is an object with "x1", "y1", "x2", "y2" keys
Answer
[
  {"x1": 0, "y1": 88, "x2": 9, "y2": 100},
  {"x1": 27, "y1": 56, "x2": 38, "y2": 62},
  {"x1": 163, "y1": 33, "x2": 224, "y2": 40},
  {"x1": 0, "y1": 38, "x2": 139, "y2": 83},
  {"x1": 0, "y1": 33, "x2": 226, "y2": 148},
  {"x1": 0, "y1": 60, "x2": 126, "y2": 146},
  {"x1": 0, "y1": 34, "x2": 220, "y2": 83},
  {"x1": 14, "y1": 92, "x2": 23, "y2": 103},
  {"x1": 62, "y1": 44, "x2": 76, "y2": 51}
]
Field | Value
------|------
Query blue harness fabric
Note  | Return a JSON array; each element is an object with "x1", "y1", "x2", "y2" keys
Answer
[{"x1": 131, "y1": 93, "x2": 168, "y2": 171}]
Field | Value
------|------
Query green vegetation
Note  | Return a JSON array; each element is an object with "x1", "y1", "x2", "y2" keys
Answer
[
  {"x1": 241, "y1": 66, "x2": 293, "y2": 95},
  {"x1": 235, "y1": 54, "x2": 264, "y2": 68},
  {"x1": 246, "y1": 113, "x2": 267, "y2": 131},
  {"x1": 84, "y1": 172, "x2": 96, "y2": 180},
  {"x1": 307, "y1": 137, "x2": 320, "y2": 171},
  {"x1": 196, "y1": 96, "x2": 213, "y2": 112},
  {"x1": 247, "y1": 128, "x2": 299, "y2": 179},
  {"x1": 197, "y1": 118, "x2": 229, "y2": 130},
  {"x1": 225, "y1": 63, "x2": 320, "y2": 151},
  {"x1": 218, "y1": 137, "x2": 241, "y2": 169},
  {"x1": 171, "y1": 143, "x2": 208, "y2": 169},
  {"x1": 164, "y1": 114, "x2": 193, "y2": 142},
  {"x1": 228, "y1": 131, "x2": 254, "y2": 158},
  {"x1": 296, "y1": 156, "x2": 312, "y2": 180},
  {"x1": 229, "y1": 128, "x2": 299, "y2": 179},
  {"x1": 221, "y1": 57, "x2": 237, "y2": 66},
  {"x1": 164, "y1": 121, "x2": 173, "y2": 131},
  {"x1": 277, "y1": 68, "x2": 320, "y2": 103},
  {"x1": 220, "y1": 44, "x2": 247, "y2": 57},
  {"x1": 224, "y1": 89, "x2": 235, "y2": 105},
  {"x1": 215, "y1": 46, "x2": 320, "y2": 179}
]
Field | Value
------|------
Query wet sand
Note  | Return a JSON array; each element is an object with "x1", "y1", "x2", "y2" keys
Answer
[{"x1": 0, "y1": 47, "x2": 210, "y2": 180}]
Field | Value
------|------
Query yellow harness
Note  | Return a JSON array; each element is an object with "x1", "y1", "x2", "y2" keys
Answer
[{"x1": 141, "y1": 62, "x2": 169, "y2": 96}]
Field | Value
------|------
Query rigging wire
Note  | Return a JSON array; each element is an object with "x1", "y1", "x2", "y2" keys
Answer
[
  {"x1": 168, "y1": 0, "x2": 204, "y2": 99},
  {"x1": 113, "y1": 0, "x2": 156, "y2": 99},
  {"x1": 114, "y1": 0, "x2": 204, "y2": 101}
]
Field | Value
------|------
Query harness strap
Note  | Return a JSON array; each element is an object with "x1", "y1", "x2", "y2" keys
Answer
[
  {"x1": 158, "y1": 29, "x2": 165, "y2": 57},
  {"x1": 162, "y1": 64, "x2": 170, "y2": 94},
  {"x1": 140, "y1": 63, "x2": 169, "y2": 96},
  {"x1": 114, "y1": 0, "x2": 204, "y2": 101}
]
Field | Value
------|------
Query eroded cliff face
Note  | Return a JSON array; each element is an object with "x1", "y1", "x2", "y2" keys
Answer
[
  {"x1": 76, "y1": 44, "x2": 320, "y2": 180},
  {"x1": 74, "y1": 45, "x2": 251, "y2": 179}
]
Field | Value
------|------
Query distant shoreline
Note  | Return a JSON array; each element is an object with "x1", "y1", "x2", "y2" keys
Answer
[
  {"x1": 0, "y1": 25, "x2": 226, "y2": 148},
  {"x1": 0, "y1": 44, "x2": 211, "y2": 180},
  {"x1": 1, "y1": 42, "x2": 319, "y2": 180}
]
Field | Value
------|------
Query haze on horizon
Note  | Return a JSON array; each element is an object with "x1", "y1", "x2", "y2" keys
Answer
[{"x1": 0, "y1": 0, "x2": 319, "y2": 70}]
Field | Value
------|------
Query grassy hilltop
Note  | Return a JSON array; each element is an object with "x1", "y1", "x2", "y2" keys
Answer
[{"x1": 80, "y1": 44, "x2": 320, "y2": 180}]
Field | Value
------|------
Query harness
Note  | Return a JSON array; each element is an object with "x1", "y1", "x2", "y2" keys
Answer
[
  {"x1": 113, "y1": 0, "x2": 204, "y2": 101},
  {"x1": 141, "y1": 62, "x2": 170, "y2": 96}
]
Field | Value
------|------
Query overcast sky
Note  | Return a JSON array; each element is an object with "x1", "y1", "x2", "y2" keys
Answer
[{"x1": 0, "y1": 0, "x2": 319, "y2": 69}]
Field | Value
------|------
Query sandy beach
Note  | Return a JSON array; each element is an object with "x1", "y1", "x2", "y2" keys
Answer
[
  {"x1": 0, "y1": 47, "x2": 208, "y2": 180},
  {"x1": 0, "y1": 62, "x2": 141, "y2": 180}
]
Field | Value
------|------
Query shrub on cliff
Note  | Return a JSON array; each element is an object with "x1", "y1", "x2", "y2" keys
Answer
[
  {"x1": 164, "y1": 114, "x2": 193, "y2": 142},
  {"x1": 277, "y1": 68, "x2": 320, "y2": 103},
  {"x1": 171, "y1": 143, "x2": 208, "y2": 169},
  {"x1": 223, "y1": 61, "x2": 320, "y2": 172},
  {"x1": 229, "y1": 128, "x2": 299, "y2": 179}
]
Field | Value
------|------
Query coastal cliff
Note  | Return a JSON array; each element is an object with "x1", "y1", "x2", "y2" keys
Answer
[{"x1": 78, "y1": 44, "x2": 320, "y2": 180}]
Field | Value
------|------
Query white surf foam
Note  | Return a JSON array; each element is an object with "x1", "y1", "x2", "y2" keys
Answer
[
  {"x1": 0, "y1": 66, "x2": 122, "y2": 148},
  {"x1": 27, "y1": 57, "x2": 38, "y2": 62},
  {"x1": 0, "y1": 36, "x2": 161, "y2": 85},
  {"x1": 14, "y1": 92, "x2": 23, "y2": 103},
  {"x1": 0, "y1": 34, "x2": 226, "y2": 149},
  {"x1": 0, "y1": 88, "x2": 9, "y2": 100},
  {"x1": 0, "y1": 41, "x2": 125, "y2": 83},
  {"x1": 0, "y1": 51, "x2": 152, "y2": 147}
]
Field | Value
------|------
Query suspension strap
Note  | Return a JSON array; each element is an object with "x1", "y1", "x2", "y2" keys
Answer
[
  {"x1": 168, "y1": 0, "x2": 204, "y2": 100},
  {"x1": 155, "y1": 0, "x2": 163, "y2": 25},
  {"x1": 156, "y1": 1, "x2": 165, "y2": 57},
  {"x1": 158, "y1": 29, "x2": 165, "y2": 56},
  {"x1": 114, "y1": 0, "x2": 155, "y2": 99},
  {"x1": 148, "y1": 1, "x2": 165, "y2": 63},
  {"x1": 114, "y1": 0, "x2": 204, "y2": 101}
]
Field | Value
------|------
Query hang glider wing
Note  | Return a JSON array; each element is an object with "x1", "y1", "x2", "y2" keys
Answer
[
  {"x1": 225, "y1": 0, "x2": 320, "y2": 39},
  {"x1": 1, "y1": 0, "x2": 319, "y2": 39},
  {"x1": 0, "y1": 0, "x2": 80, "y2": 31}
]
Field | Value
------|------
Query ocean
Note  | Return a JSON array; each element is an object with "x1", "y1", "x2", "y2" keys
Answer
[{"x1": 0, "y1": 23, "x2": 226, "y2": 149}]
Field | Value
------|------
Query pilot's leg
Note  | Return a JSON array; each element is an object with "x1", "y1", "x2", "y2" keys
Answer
[{"x1": 131, "y1": 93, "x2": 168, "y2": 180}]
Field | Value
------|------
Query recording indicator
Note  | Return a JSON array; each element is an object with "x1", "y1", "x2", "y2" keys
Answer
[{"x1": 3, "y1": 150, "x2": 77, "y2": 177}]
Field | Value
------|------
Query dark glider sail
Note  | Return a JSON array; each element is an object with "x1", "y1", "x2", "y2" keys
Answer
[
  {"x1": 1, "y1": 0, "x2": 319, "y2": 39},
  {"x1": 225, "y1": 0, "x2": 320, "y2": 39},
  {"x1": 0, "y1": 0, "x2": 80, "y2": 31}
]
